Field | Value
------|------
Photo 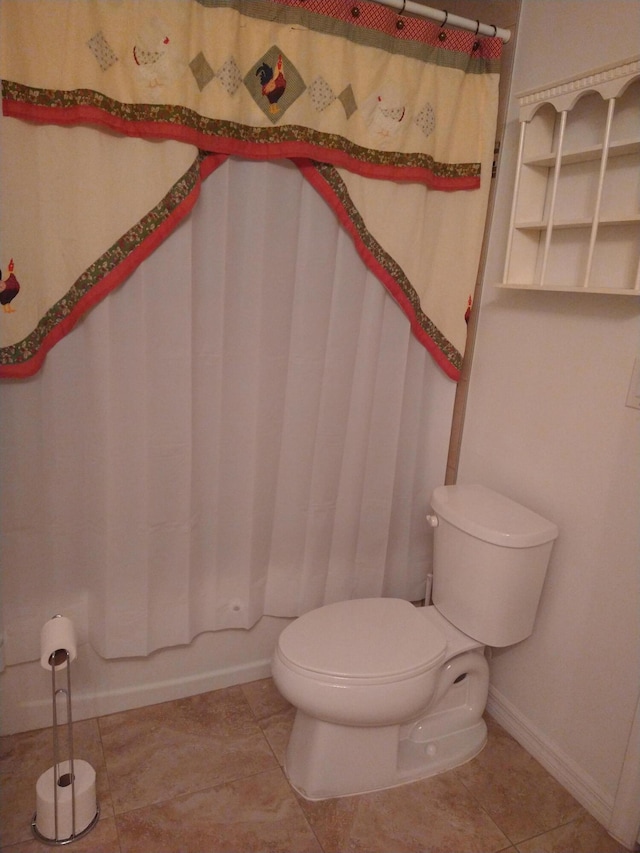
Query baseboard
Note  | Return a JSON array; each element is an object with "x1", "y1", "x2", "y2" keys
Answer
[
  {"x1": 487, "y1": 685, "x2": 614, "y2": 831},
  {"x1": 1, "y1": 660, "x2": 271, "y2": 734},
  {"x1": 0, "y1": 656, "x2": 273, "y2": 735},
  {"x1": 1, "y1": 614, "x2": 291, "y2": 735}
]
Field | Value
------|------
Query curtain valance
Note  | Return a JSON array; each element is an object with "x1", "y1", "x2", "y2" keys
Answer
[{"x1": 0, "y1": 0, "x2": 501, "y2": 380}]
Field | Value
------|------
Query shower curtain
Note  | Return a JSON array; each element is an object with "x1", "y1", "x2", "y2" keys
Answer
[
  {"x1": 0, "y1": 157, "x2": 456, "y2": 661},
  {"x1": 0, "y1": 0, "x2": 500, "y2": 662}
]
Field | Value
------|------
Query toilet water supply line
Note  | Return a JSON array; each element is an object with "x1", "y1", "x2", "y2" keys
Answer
[
  {"x1": 425, "y1": 511, "x2": 438, "y2": 604},
  {"x1": 425, "y1": 572, "x2": 434, "y2": 606}
]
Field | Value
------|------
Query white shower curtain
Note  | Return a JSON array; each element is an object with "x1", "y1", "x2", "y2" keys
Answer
[{"x1": 0, "y1": 158, "x2": 455, "y2": 662}]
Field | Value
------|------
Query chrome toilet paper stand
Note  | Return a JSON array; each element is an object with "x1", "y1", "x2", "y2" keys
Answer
[{"x1": 32, "y1": 638, "x2": 100, "y2": 845}]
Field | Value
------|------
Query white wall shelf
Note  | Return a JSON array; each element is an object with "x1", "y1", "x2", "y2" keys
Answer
[{"x1": 500, "y1": 57, "x2": 640, "y2": 295}]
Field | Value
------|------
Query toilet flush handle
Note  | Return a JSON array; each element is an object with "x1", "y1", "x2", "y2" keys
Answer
[{"x1": 426, "y1": 514, "x2": 439, "y2": 528}]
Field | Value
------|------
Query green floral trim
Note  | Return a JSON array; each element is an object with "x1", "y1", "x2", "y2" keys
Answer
[
  {"x1": 310, "y1": 161, "x2": 463, "y2": 373},
  {"x1": 2, "y1": 82, "x2": 481, "y2": 182},
  {"x1": 0, "y1": 152, "x2": 206, "y2": 368}
]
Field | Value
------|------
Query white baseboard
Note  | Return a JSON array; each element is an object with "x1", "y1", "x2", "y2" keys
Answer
[
  {"x1": 0, "y1": 616, "x2": 291, "y2": 735},
  {"x1": 0, "y1": 656, "x2": 273, "y2": 735},
  {"x1": 487, "y1": 685, "x2": 614, "y2": 831}
]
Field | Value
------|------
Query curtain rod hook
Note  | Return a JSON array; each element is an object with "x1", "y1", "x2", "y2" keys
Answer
[
  {"x1": 474, "y1": 19, "x2": 480, "y2": 35},
  {"x1": 396, "y1": 0, "x2": 407, "y2": 30},
  {"x1": 491, "y1": 24, "x2": 497, "y2": 37},
  {"x1": 440, "y1": 9, "x2": 448, "y2": 27}
]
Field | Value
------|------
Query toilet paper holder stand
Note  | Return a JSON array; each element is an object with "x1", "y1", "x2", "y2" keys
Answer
[{"x1": 32, "y1": 638, "x2": 100, "y2": 845}]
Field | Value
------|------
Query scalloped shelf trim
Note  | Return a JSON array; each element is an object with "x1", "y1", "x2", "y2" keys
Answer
[{"x1": 517, "y1": 56, "x2": 640, "y2": 118}]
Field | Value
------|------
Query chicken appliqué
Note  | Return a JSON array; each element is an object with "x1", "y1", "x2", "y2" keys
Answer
[
  {"x1": 256, "y1": 55, "x2": 287, "y2": 114},
  {"x1": 0, "y1": 259, "x2": 20, "y2": 313}
]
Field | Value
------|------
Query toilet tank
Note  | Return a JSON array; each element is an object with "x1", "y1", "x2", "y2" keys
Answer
[{"x1": 430, "y1": 485, "x2": 558, "y2": 647}]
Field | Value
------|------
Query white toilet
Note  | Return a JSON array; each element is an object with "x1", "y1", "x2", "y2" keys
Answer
[{"x1": 272, "y1": 484, "x2": 558, "y2": 800}]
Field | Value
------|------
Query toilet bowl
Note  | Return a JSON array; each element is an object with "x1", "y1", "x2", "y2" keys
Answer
[
  {"x1": 273, "y1": 598, "x2": 446, "y2": 726},
  {"x1": 272, "y1": 599, "x2": 489, "y2": 800},
  {"x1": 272, "y1": 484, "x2": 558, "y2": 800}
]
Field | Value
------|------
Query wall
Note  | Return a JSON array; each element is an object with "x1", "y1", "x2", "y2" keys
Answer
[
  {"x1": 457, "y1": 0, "x2": 640, "y2": 840},
  {"x1": 0, "y1": 614, "x2": 289, "y2": 735},
  {"x1": 438, "y1": 0, "x2": 520, "y2": 483}
]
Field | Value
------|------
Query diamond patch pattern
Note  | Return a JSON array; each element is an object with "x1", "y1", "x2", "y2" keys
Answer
[
  {"x1": 338, "y1": 85, "x2": 357, "y2": 119},
  {"x1": 244, "y1": 46, "x2": 306, "y2": 123},
  {"x1": 308, "y1": 76, "x2": 335, "y2": 112},
  {"x1": 216, "y1": 57, "x2": 243, "y2": 96},
  {"x1": 415, "y1": 103, "x2": 436, "y2": 138},
  {"x1": 87, "y1": 31, "x2": 119, "y2": 71},
  {"x1": 190, "y1": 52, "x2": 215, "y2": 91}
]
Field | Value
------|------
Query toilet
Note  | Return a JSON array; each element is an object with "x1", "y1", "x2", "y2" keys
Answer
[{"x1": 272, "y1": 484, "x2": 558, "y2": 800}]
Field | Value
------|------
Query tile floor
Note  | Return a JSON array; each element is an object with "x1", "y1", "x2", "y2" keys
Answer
[{"x1": 0, "y1": 678, "x2": 629, "y2": 853}]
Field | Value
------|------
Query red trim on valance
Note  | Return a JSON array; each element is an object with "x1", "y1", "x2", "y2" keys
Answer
[
  {"x1": 294, "y1": 158, "x2": 461, "y2": 381},
  {"x1": 0, "y1": 153, "x2": 227, "y2": 379},
  {"x1": 2, "y1": 99, "x2": 480, "y2": 192},
  {"x1": 0, "y1": 147, "x2": 463, "y2": 381}
]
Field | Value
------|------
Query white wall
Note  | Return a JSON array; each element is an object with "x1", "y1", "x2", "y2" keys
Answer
[
  {"x1": 0, "y1": 615, "x2": 289, "y2": 735},
  {"x1": 458, "y1": 0, "x2": 640, "y2": 837}
]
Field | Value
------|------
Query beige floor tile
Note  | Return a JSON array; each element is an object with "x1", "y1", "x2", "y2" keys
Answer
[
  {"x1": 115, "y1": 767, "x2": 322, "y2": 853},
  {"x1": 98, "y1": 686, "x2": 277, "y2": 816},
  {"x1": 515, "y1": 812, "x2": 629, "y2": 853},
  {"x1": 1, "y1": 816, "x2": 120, "y2": 853},
  {"x1": 242, "y1": 677, "x2": 295, "y2": 767},
  {"x1": 257, "y1": 706, "x2": 296, "y2": 768},
  {"x1": 294, "y1": 790, "x2": 361, "y2": 853},
  {"x1": 454, "y1": 718, "x2": 584, "y2": 844},
  {"x1": 1, "y1": 683, "x2": 625, "y2": 853},
  {"x1": 240, "y1": 677, "x2": 292, "y2": 720},
  {"x1": 297, "y1": 771, "x2": 511, "y2": 853},
  {"x1": 0, "y1": 719, "x2": 111, "y2": 848}
]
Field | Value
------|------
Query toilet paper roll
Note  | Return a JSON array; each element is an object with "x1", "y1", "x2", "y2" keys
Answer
[
  {"x1": 40, "y1": 616, "x2": 77, "y2": 670},
  {"x1": 35, "y1": 759, "x2": 98, "y2": 842}
]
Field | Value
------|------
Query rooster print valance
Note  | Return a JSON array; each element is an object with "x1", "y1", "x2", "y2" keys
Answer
[{"x1": 0, "y1": 0, "x2": 501, "y2": 380}]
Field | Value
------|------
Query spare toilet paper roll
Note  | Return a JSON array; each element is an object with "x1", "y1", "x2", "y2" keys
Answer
[
  {"x1": 35, "y1": 759, "x2": 98, "y2": 841},
  {"x1": 40, "y1": 616, "x2": 77, "y2": 670}
]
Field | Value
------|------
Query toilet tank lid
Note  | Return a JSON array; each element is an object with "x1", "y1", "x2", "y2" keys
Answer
[{"x1": 431, "y1": 485, "x2": 559, "y2": 548}]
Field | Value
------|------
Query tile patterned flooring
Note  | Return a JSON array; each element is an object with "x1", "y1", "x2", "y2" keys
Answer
[{"x1": 0, "y1": 678, "x2": 628, "y2": 853}]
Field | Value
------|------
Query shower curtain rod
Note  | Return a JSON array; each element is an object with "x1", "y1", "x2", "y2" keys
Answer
[{"x1": 370, "y1": 0, "x2": 511, "y2": 42}]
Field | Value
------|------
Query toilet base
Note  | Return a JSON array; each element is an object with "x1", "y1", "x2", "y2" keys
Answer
[
  {"x1": 282, "y1": 646, "x2": 489, "y2": 800},
  {"x1": 397, "y1": 718, "x2": 487, "y2": 784},
  {"x1": 284, "y1": 712, "x2": 487, "y2": 801}
]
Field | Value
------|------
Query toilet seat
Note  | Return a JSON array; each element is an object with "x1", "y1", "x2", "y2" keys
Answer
[{"x1": 277, "y1": 598, "x2": 447, "y2": 683}]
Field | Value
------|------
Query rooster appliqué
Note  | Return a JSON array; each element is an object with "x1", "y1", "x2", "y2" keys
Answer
[
  {"x1": 256, "y1": 54, "x2": 287, "y2": 115},
  {"x1": 0, "y1": 259, "x2": 20, "y2": 313}
]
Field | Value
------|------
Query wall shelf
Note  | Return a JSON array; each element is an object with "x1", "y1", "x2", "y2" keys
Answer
[{"x1": 500, "y1": 57, "x2": 640, "y2": 295}]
